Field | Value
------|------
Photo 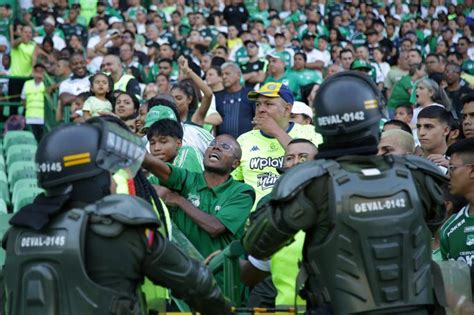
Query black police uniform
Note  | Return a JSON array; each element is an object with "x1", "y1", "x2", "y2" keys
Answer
[
  {"x1": 243, "y1": 72, "x2": 448, "y2": 314},
  {"x1": 2, "y1": 120, "x2": 230, "y2": 315}
]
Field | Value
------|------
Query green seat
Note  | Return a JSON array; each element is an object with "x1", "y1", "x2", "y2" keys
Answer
[
  {"x1": 0, "y1": 172, "x2": 9, "y2": 206},
  {"x1": 0, "y1": 199, "x2": 7, "y2": 213},
  {"x1": 3, "y1": 131, "x2": 36, "y2": 154},
  {"x1": 13, "y1": 187, "x2": 44, "y2": 213},
  {"x1": 8, "y1": 161, "x2": 37, "y2": 193},
  {"x1": 0, "y1": 212, "x2": 12, "y2": 270},
  {"x1": 12, "y1": 178, "x2": 38, "y2": 207},
  {"x1": 6, "y1": 144, "x2": 37, "y2": 167}
]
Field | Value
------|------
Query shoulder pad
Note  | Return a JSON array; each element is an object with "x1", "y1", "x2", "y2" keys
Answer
[
  {"x1": 272, "y1": 159, "x2": 331, "y2": 202},
  {"x1": 84, "y1": 195, "x2": 161, "y2": 227},
  {"x1": 401, "y1": 155, "x2": 448, "y2": 183}
]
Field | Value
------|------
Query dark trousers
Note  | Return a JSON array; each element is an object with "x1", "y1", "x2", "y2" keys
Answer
[
  {"x1": 29, "y1": 124, "x2": 44, "y2": 142},
  {"x1": 5, "y1": 78, "x2": 27, "y2": 119},
  {"x1": 247, "y1": 276, "x2": 277, "y2": 308}
]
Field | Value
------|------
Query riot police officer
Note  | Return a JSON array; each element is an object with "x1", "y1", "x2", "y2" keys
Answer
[
  {"x1": 2, "y1": 118, "x2": 231, "y2": 315},
  {"x1": 243, "y1": 72, "x2": 448, "y2": 314}
]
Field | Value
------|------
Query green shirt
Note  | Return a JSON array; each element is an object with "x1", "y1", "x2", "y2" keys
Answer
[
  {"x1": 0, "y1": 17, "x2": 11, "y2": 40},
  {"x1": 164, "y1": 165, "x2": 255, "y2": 258},
  {"x1": 462, "y1": 59, "x2": 474, "y2": 76},
  {"x1": 288, "y1": 68, "x2": 323, "y2": 87},
  {"x1": 440, "y1": 205, "x2": 474, "y2": 268},
  {"x1": 10, "y1": 42, "x2": 36, "y2": 77},
  {"x1": 387, "y1": 75, "x2": 413, "y2": 109},
  {"x1": 264, "y1": 72, "x2": 301, "y2": 100},
  {"x1": 235, "y1": 46, "x2": 249, "y2": 65}
]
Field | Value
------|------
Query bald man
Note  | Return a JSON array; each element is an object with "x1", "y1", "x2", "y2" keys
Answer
[
  {"x1": 101, "y1": 54, "x2": 141, "y2": 97},
  {"x1": 377, "y1": 129, "x2": 415, "y2": 156}
]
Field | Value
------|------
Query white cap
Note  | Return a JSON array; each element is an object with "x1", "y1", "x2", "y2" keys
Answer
[
  {"x1": 108, "y1": 16, "x2": 123, "y2": 25},
  {"x1": 291, "y1": 101, "x2": 313, "y2": 120}
]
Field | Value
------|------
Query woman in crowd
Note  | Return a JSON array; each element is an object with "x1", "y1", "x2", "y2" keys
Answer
[
  {"x1": 113, "y1": 90, "x2": 140, "y2": 121},
  {"x1": 413, "y1": 77, "x2": 452, "y2": 124}
]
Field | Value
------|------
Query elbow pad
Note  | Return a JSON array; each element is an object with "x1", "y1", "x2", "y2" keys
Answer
[{"x1": 243, "y1": 203, "x2": 296, "y2": 260}]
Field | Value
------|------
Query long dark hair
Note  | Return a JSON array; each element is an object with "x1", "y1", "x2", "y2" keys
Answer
[
  {"x1": 171, "y1": 80, "x2": 199, "y2": 121},
  {"x1": 113, "y1": 90, "x2": 140, "y2": 119}
]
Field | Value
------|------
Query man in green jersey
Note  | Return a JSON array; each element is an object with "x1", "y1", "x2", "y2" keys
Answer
[
  {"x1": 264, "y1": 53, "x2": 300, "y2": 100},
  {"x1": 143, "y1": 134, "x2": 255, "y2": 259},
  {"x1": 288, "y1": 52, "x2": 322, "y2": 90},
  {"x1": 233, "y1": 82, "x2": 322, "y2": 206},
  {"x1": 440, "y1": 138, "x2": 474, "y2": 291}
]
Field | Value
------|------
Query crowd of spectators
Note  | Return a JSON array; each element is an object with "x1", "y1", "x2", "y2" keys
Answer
[{"x1": 3, "y1": 0, "x2": 474, "y2": 311}]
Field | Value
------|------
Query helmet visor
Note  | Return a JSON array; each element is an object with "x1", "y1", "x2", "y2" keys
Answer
[{"x1": 95, "y1": 120, "x2": 146, "y2": 178}]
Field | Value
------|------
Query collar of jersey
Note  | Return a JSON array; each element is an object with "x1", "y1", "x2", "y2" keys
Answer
[{"x1": 259, "y1": 122, "x2": 294, "y2": 139}]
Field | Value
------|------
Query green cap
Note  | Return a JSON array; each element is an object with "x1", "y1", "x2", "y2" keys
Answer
[
  {"x1": 351, "y1": 59, "x2": 372, "y2": 71},
  {"x1": 142, "y1": 106, "x2": 177, "y2": 131}
]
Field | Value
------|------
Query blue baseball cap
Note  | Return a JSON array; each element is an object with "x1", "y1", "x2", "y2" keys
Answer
[{"x1": 247, "y1": 82, "x2": 294, "y2": 105}]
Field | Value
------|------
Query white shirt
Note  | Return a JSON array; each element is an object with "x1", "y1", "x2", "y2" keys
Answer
[
  {"x1": 59, "y1": 75, "x2": 91, "y2": 96},
  {"x1": 182, "y1": 123, "x2": 214, "y2": 155},
  {"x1": 248, "y1": 255, "x2": 271, "y2": 272},
  {"x1": 304, "y1": 48, "x2": 326, "y2": 64},
  {"x1": 372, "y1": 62, "x2": 391, "y2": 84},
  {"x1": 87, "y1": 34, "x2": 112, "y2": 50}
]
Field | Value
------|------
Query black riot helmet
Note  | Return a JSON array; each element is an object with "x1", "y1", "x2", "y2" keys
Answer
[
  {"x1": 36, "y1": 118, "x2": 146, "y2": 199},
  {"x1": 313, "y1": 71, "x2": 384, "y2": 151}
]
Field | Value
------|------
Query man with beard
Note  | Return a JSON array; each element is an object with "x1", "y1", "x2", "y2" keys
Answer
[{"x1": 143, "y1": 134, "x2": 255, "y2": 259}]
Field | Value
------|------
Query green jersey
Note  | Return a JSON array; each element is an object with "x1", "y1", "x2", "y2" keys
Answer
[
  {"x1": 232, "y1": 123, "x2": 323, "y2": 206},
  {"x1": 164, "y1": 164, "x2": 255, "y2": 258},
  {"x1": 235, "y1": 46, "x2": 249, "y2": 65},
  {"x1": 387, "y1": 75, "x2": 414, "y2": 109},
  {"x1": 288, "y1": 68, "x2": 323, "y2": 87},
  {"x1": 462, "y1": 59, "x2": 474, "y2": 76},
  {"x1": 0, "y1": 17, "x2": 11, "y2": 40},
  {"x1": 440, "y1": 205, "x2": 474, "y2": 268},
  {"x1": 264, "y1": 72, "x2": 301, "y2": 101},
  {"x1": 127, "y1": 6, "x2": 147, "y2": 21}
]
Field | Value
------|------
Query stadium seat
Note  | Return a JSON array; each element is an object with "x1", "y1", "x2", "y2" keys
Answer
[
  {"x1": 8, "y1": 161, "x2": 37, "y2": 193},
  {"x1": 0, "y1": 199, "x2": 7, "y2": 214},
  {"x1": 0, "y1": 212, "x2": 12, "y2": 270},
  {"x1": 3, "y1": 131, "x2": 36, "y2": 154},
  {"x1": 6, "y1": 144, "x2": 37, "y2": 167},
  {"x1": 0, "y1": 172, "x2": 9, "y2": 206},
  {"x1": 13, "y1": 187, "x2": 43, "y2": 213},
  {"x1": 12, "y1": 178, "x2": 38, "y2": 207},
  {"x1": 0, "y1": 157, "x2": 5, "y2": 173}
]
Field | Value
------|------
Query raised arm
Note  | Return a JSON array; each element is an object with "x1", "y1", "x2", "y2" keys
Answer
[{"x1": 177, "y1": 56, "x2": 213, "y2": 126}]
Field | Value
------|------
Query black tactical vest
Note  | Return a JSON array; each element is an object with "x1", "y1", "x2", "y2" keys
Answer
[
  {"x1": 3, "y1": 195, "x2": 160, "y2": 315},
  {"x1": 303, "y1": 160, "x2": 434, "y2": 314}
]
